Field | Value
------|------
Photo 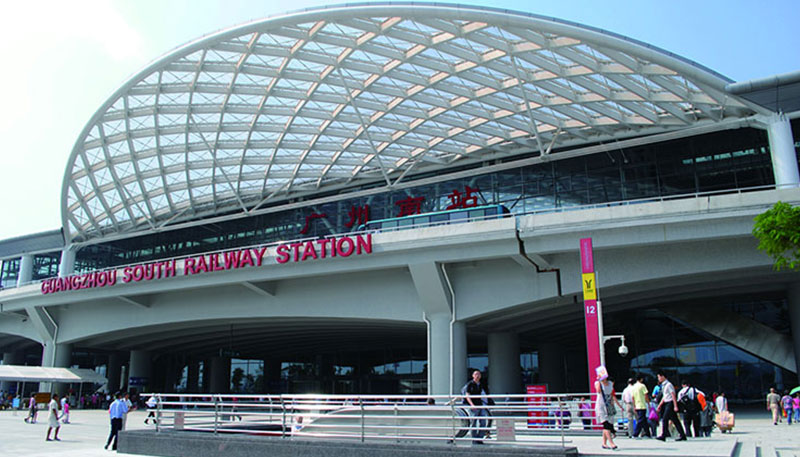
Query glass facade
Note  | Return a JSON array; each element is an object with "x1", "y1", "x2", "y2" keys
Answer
[
  {"x1": 0, "y1": 251, "x2": 60, "y2": 287},
  {"x1": 0, "y1": 258, "x2": 19, "y2": 288},
  {"x1": 74, "y1": 126, "x2": 776, "y2": 272},
  {"x1": 619, "y1": 299, "x2": 794, "y2": 404}
]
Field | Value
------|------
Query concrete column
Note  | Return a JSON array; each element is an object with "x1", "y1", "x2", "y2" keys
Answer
[
  {"x1": 129, "y1": 350, "x2": 152, "y2": 392},
  {"x1": 1, "y1": 351, "x2": 24, "y2": 392},
  {"x1": 538, "y1": 342, "x2": 565, "y2": 392},
  {"x1": 488, "y1": 332, "x2": 521, "y2": 395},
  {"x1": 17, "y1": 254, "x2": 33, "y2": 287},
  {"x1": 788, "y1": 284, "x2": 800, "y2": 383},
  {"x1": 209, "y1": 357, "x2": 231, "y2": 393},
  {"x1": 40, "y1": 343, "x2": 72, "y2": 395},
  {"x1": 427, "y1": 313, "x2": 451, "y2": 396},
  {"x1": 202, "y1": 359, "x2": 212, "y2": 393},
  {"x1": 58, "y1": 246, "x2": 76, "y2": 278},
  {"x1": 452, "y1": 321, "x2": 467, "y2": 394},
  {"x1": 426, "y1": 314, "x2": 467, "y2": 396},
  {"x1": 767, "y1": 113, "x2": 800, "y2": 188},
  {"x1": 107, "y1": 353, "x2": 123, "y2": 394},
  {"x1": 187, "y1": 359, "x2": 200, "y2": 392}
]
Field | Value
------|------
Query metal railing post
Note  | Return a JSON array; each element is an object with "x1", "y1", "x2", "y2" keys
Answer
[
  {"x1": 213, "y1": 396, "x2": 219, "y2": 435},
  {"x1": 360, "y1": 398, "x2": 365, "y2": 443},
  {"x1": 394, "y1": 403, "x2": 399, "y2": 443},
  {"x1": 156, "y1": 394, "x2": 161, "y2": 433},
  {"x1": 281, "y1": 396, "x2": 286, "y2": 438},
  {"x1": 450, "y1": 396, "x2": 456, "y2": 444},
  {"x1": 559, "y1": 395, "x2": 565, "y2": 448}
]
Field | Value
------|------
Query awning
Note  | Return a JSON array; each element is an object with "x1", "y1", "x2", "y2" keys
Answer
[{"x1": 0, "y1": 365, "x2": 107, "y2": 383}]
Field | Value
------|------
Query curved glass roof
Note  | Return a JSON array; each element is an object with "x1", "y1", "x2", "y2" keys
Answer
[{"x1": 62, "y1": 3, "x2": 758, "y2": 242}]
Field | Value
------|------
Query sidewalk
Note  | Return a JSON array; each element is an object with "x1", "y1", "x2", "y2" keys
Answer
[{"x1": 0, "y1": 407, "x2": 798, "y2": 457}]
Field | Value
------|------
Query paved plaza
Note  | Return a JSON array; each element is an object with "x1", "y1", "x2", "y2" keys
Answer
[{"x1": 0, "y1": 407, "x2": 798, "y2": 457}]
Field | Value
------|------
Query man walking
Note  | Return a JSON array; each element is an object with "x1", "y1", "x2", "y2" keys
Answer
[
  {"x1": 781, "y1": 390, "x2": 793, "y2": 425},
  {"x1": 462, "y1": 369, "x2": 489, "y2": 444},
  {"x1": 105, "y1": 392, "x2": 129, "y2": 450},
  {"x1": 655, "y1": 371, "x2": 687, "y2": 442},
  {"x1": 678, "y1": 380, "x2": 702, "y2": 437},
  {"x1": 767, "y1": 388, "x2": 781, "y2": 425},
  {"x1": 632, "y1": 375, "x2": 651, "y2": 438},
  {"x1": 621, "y1": 378, "x2": 636, "y2": 437}
]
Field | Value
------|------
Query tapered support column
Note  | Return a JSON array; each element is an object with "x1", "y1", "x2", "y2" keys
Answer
[
  {"x1": 452, "y1": 321, "x2": 467, "y2": 393},
  {"x1": 767, "y1": 113, "x2": 799, "y2": 188},
  {"x1": 41, "y1": 343, "x2": 72, "y2": 395},
  {"x1": 59, "y1": 246, "x2": 76, "y2": 278},
  {"x1": 538, "y1": 342, "x2": 565, "y2": 392},
  {"x1": 129, "y1": 350, "x2": 152, "y2": 392},
  {"x1": 187, "y1": 359, "x2": 200, "y2": 392},
  {"x1": 209, "y1": 357, "x2": 231, "y2": 393},
  {"x1": 17, "y1": 254, "x2": 33, "y2": 287},
  {"x1": 488, "y1": 332, "x2": 521, "y2": 395},
  {"x1": 107, "y1": 353, "x2": 123, "y2": 394}
]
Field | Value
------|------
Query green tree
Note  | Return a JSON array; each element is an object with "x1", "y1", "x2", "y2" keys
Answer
[{"x1": 753, "y1": 201, "x2": 800, "y2": 270}]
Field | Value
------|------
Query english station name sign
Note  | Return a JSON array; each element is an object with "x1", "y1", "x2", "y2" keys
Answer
[{"x1": 41, "y1": 234, "x2": 373, "y2": 295}]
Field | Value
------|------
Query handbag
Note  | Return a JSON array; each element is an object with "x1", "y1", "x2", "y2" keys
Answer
[{"x1": 603, "y1": 389, "x2": 616, "y2": 416}]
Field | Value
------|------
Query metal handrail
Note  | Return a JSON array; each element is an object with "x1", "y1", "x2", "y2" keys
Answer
[{"x1": 139, "y1": 392, "x2": 637, "y2": 447}]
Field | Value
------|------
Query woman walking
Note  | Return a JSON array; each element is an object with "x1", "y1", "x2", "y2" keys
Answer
[{"x1": 595, "y1": 366, "x2": 622, "y2": 450}]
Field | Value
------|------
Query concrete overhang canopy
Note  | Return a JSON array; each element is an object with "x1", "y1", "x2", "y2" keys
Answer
[{"x1": 62, "y1": 3, "x2": 759, "y2": 243}]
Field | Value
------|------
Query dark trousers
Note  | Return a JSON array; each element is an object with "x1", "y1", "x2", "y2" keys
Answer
[
  {"x1": 658, "y1": 406, "x2": 686, "y2": 439},
  {"x1": 683, "y1": 411, "x2": 700, "y2": 437},
  {"x1": 633, "y1": 409, "x2": 651, "y2": 437},
  {"x1": 106, "y1": 417, "x2": 123, "y2": 450}
]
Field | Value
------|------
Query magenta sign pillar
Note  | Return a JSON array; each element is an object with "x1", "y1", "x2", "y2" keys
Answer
[{"x1": 580, "y1": 238, "x2": 601, "y2": 393}]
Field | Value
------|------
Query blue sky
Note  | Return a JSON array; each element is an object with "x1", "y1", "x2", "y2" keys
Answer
[{"x1": 0, "y1": 0, "x2": 797, "y2": 242}]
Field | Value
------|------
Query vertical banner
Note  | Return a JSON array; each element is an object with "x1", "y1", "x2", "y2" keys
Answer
[
  {"x1": 526, "y1": 384, "x2": 548, "y2": 428},
  {"x1": 580, "y1": 238, "x2": 601, "y2": 395}
]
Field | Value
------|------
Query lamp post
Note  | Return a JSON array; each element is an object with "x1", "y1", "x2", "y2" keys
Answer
[{"x1": 597, "y1": 300, "x2": 628, "y2": 366}]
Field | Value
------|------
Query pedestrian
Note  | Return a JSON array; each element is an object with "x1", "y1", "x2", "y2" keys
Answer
[
  {"x1": 122, "y1": 392, "x2": 134, "y2": 429},
  {"x1": 793, "y1": 393, "x2": 800, "y2": 424},
  {"x1": 678, "y1": 380, "x2": 702, "y2": 437},
  {"x1": 655, "y1": 371, "x2": 687, "y2": 442},
  {"x1": 699, "y1": 395, "x2": 714, "y2": 437},
  {"x1": 646, "y1": 397, "x2": 659, "y2": 437},
  {"x1": 104, "y1": 392, "x2": 129, "y2": 451},
  {"x1": 578, "y1": 397, "x2": 593, "y2": 430},
  {"x1": 24, "y1": 396, "x2": 37, "y2": 423},
  {"x1": 781, "y1": 390, "x2": 793, "y2": 425},
  {"x1": 461, "y1": 369, "x2": 489, "y2": 444},
  {"x1": 631, "y1": 374, "x2": 651, "y2": 438},
  {"x1": 46, "y1": 393, "x2": 61, "y2": 441},
  {"x1": 594, "y1": 366, "x2": 621, "y2": 450},
  {"x1": 621, "y1": 378, "x2": 636, "y2": 437},
  {"x1": 144, "y1": 395, "x2": 158, "y2": 425},
  {"x1": 767, "y1": 388, "x2": 781, "y2": 425},
  {"x1": 60, "y1": 395, "x2": 70, "y2": 424}
]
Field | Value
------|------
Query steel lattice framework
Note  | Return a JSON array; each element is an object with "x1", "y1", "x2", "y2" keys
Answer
[{"x1": 62, "y1": 3, "x2": 759, "y2": 242}]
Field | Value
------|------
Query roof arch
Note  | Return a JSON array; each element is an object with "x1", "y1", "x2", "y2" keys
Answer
[{"x1": 62, "y1": 2, "x2": 759, "y2": 242}]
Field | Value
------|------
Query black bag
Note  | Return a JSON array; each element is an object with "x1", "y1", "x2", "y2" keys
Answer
[{"x1": 679, "y1": 388, "x2": 700, "y2": 414}]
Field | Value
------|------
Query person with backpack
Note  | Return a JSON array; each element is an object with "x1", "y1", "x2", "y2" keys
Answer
[{"x1": 678, "y1": 380, "x2": 702, "y2": 437}]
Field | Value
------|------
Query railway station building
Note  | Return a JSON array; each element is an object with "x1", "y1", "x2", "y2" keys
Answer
[{"x1": 1, "y1": 3, "x2": 799, "y2": 403}]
